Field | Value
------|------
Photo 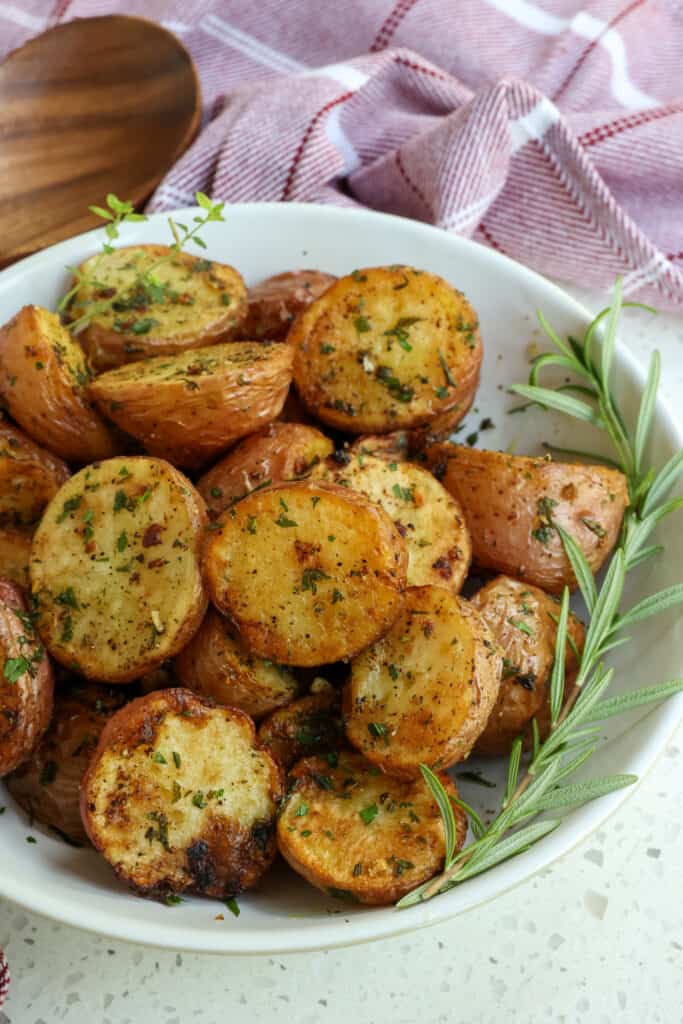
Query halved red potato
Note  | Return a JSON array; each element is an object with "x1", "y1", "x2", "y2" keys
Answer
[
  {"x1": 0, "y1": 417, "x2": 70, "y2": 526},
  {"x1": 240, "y1": 270, "x2": 336, "y2": 341}
]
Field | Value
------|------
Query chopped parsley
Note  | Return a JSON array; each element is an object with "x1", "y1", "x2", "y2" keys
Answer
[
  {"x1": 55, "y1": 587, "x2": 79, "y2": 609},
  {"x1": 301, "y1": 568, "x2": 330, "y2": 595},
  {"x1": 3, "y1": 656, "x2": 29, "y2": 683},
  {"x1": 275, "y1": 512, "x2": 298, "y2": 528},
  {"x1": 359, "y1": 804, "x2": 378, "y2": 825},
  {"x1": 56, "y1": 494, "x2": 82, "y2": 523},
  {"x1": 354, "y1": 315, "x2": 371, "y2": 333},
  {"x1": 383, "y1": 316, "x2": 422, "y2": 352}
]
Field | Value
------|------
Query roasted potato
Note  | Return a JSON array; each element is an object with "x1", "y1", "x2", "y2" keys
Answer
[
  {"x1": 0, "y1": 578, "x2": 54, "y2": 776},
  {"x1": 0, "y1": 417, "x2": 70, "y2": 526},
  {"x1": 277, "y1": 751, "x2": 466, "y2": 905},
  {"x1": 30, "y1": 457, "x2": 207, "y2": 682},
  {"x1": 81, "y1": 688, "x2": 283, "y2": 899},
  {"x1": 0, "y1": 526, "x2": 32, "y2": 588},
  {"x1": 471, "y1": 576, "x2": 585, "y2": 755},
  {"x1": 89, "y1": 342, "x2": 293, "y2": 468},
  {"x1": 6, "y1": 680, "x2": 129, "y2": 843},
  {"x1": 425, "y1": 444, "x2": 628, "y2": 592},
  {"x1": 345, "y1": 585, "x2": 501, "y2": 778},
  {"x1": 196, "y1": 422, "x2": 333, "y2": 520},
  {"x1": 290, "y1": 266, "x2": 482, "y2": 433},
  {"x1": 0, "y1": 305, "x2": 122, "y2": 463},
  {"x1": 257, "y1": 690, "x2": 344, "y2": 769},
  {"x1": 69, "y1": 245, "x2": 248, "y2": 370},
  {"x1": 241, "y1": 270, "x2": 336, "y2": 341},
  {"x1": 174, "y1": 607, "x2": 299, "y2": 719},
  {"x1": 204, "y1": 480, "x2": 408, "y2": 666},
  {"x1": 313, "y1": 451, "x2": 471, "y2": 594}
]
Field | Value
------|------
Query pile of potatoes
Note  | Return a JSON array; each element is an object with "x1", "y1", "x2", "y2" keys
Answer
[{"x1": 0, "y1": 247, "x2": 628, "y2": 907}]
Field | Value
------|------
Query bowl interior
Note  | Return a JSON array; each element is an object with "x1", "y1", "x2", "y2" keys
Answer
[{"x1": 1, "y1": 203, "x2": 681, "y2": 953}]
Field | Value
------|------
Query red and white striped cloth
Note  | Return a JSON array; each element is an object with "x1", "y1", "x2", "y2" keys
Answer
[{"x1": 1, "y1": 1, "x2": 682, "y2": 307}]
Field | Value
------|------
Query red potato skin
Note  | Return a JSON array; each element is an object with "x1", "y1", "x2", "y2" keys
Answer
[
  {"x1": 0, "y1": 416, "x2": 70, "y2": 526},
  {"x1": 240, "y1": 271, "x2": 336, "y2": 341}
]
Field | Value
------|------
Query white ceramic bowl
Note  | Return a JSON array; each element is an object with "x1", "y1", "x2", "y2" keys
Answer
[{"x1": 1, "y1": 203, "x2": 681, "y2": 953}]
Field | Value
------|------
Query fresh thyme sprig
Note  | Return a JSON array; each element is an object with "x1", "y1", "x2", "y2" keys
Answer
[
  {"x1": 59, "y1": 191, "x2": 226, "y2": 335},
  {"x1": 398, "y1": 281, "x2": 683, "y2": 909}
]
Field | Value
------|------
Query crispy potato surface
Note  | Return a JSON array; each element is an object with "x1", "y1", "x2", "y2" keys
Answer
[
  {"x1": 345, "y1": 585, "x2": 501, "y2": 778},
  {"x1": 257, "y1": 690, "x2": 344, "y2": 769},
  {"x1": 0, "y1": 306, "x2": 122, "y2": 462},
  {"x1": 81, "y1": 688, "x2": 283, "y2": 898},
  {"x1": 205, "y1": 480, "x2": 408, "y2": 666},
  {"x1": 241, "y1": 270, "x2": 336, "y2": 341},
  {"x1": 89, "y1": 342, "x2": 293, "y2": 468},
  {"x1": 0, "y1": 417, "x2": 70, "y2": 526},
  {"x1": 6, "y1": 680, "x2": 129, "y2": 843},
  {"x1": 471, "y1": 576, "x2": 585, "y2": 755},
  {"x1": 277, "y1": 751, "x2": 466, "y2": 905},
  {"x1": 425, "y1": 444, "x2": 628, "y2": 592},
  {"x1": 197, "y1": 422, "x2": 333, "y2": 519},
  {"x1": 313, "y1": 451, "x2": 471, "y2": 593},
  {"x1": 175, "y1": 607, "x2": 299, "y2": 719},
  {"x1": 30, "y1": 457, "x2": 207, "y2": 682},
  {"x1": 290, "y1": 266, "x2": 482, "y2": 433},
  {"x1": 0, "y1": 526, "x2": 32, "y2": 588},
  {"x1": 70, "y1": 245, "x2": 248, "y2": 369},
  {"x1": 0, "y1": 579, "x2": 54, "y2": 776}
]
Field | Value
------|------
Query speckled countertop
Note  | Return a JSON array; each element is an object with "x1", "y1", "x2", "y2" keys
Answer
[{"x1": 0, "y1": 283, "x2": 681, "y2": 1024}]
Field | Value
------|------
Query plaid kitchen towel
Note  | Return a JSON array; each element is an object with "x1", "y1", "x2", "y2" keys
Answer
[{"x1": 0, "y1": 1, "x2": 682, "y2": 309}]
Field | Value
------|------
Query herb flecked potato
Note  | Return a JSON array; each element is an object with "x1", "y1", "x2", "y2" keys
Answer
[
  {"x1": 204, "y1": 480, "x2": 408, "y2": 666},
  {"x1": 240, "y1": 270, "x2": 336, "y2": 341},
  {"x1": 471, "y1": 576, "x2": 586, "y2": 755},
  {"x1": 80, "y1": 688, "x2": 283, "y2": 899},
  {"x1": 0, "y1": 579, "x2": 54, "y2": 776},
  {"x1": 0, "y1": 306, "x2": 122, "y2": 463},
  {"x1": 277, "y1": 751, "x2": 467, "y2": 905},
  {"x1": 29, "y1": 457, "x2": 207, "y2": 682},
  {"x1": 425, "y1": 444, "x2": 629, "y2": 593},
  {"x1": 312, "y1": 450, "x2": 471, "y2": 594},
  {"x1": 69, "y1": 245, "x2": 248, "y2": 370},
  {"x1": 0, "y1": 527, "x2": 32, "y2": 588},
  {"x1": 174, "y1": 607, "x2": 299, "y2": 719},
  {"x1": 88, "y1": 341, "x2": 293, "y2": 468},
  {"x1": 6, "y1": 680, "x2": 129, "y2": 843},
  {"x1": 290, "y1": 266, "x2": 482, "y2": 434},
  {"x1": 345, "y1": 585, "x2": 501, "y2": 778},
  {"x1": 257, "y1": 689, "x2": 344, "y2": 769},
  {"x1": 0, "y1": 417, "x2": 70, "y2": 526},
  {"x1": 196, "y1": 422, "x2": 333, "y2": 519}
]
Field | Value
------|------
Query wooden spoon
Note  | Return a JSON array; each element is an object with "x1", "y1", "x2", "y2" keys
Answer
[{"x1": 0, "y1": 15, "x2": 201, "y2": 263}]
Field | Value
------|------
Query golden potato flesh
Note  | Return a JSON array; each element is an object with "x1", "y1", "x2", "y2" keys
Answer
[
  {"x1": 196, "y1": 422, "x2": 333, "y2": 519},
  {"x1": 290, "y1": 266, "x2": 482, "y2": 433},
  {"x1": 257, "y1": 690, "x2": 344, "y2": 769},
  {"x1": 81, "y1": 688, "x2": 283, "y2": 899},
  {"x1": 277, "y1": 751, "x2": 466, "y2": 905},
  {"x1": 313, "y1": 451, "x2": 471, "y2": 594},
  {"x1": 89, "y1": 341, "x2": 293, "y2": 468},
  {"x1": 30, "y1": 457, "x2": 207, "y2": 682},
  {"x1": 345, "y1": 585, "x2": 501, "y2": 778},
  {"x1": 69, "y1": 245, "x2": 248, "y2": 369},
  {"x1": 471, "y1": 576, "x2": 585, "y2": 755},
  {"x1": 0, "y1": 306, "x2": 121, "y2": 463},
  {"x1": 174, "y1": 607, "x2": 299, "y2": 719},
  {"x1": 204, "y1": 480, "x2": 408, "y2": 666},
  {"x1": 425, "y1": 444, "x2": 628, "y2": 593},
  {"x1": 241, "y1": 270, "x2": 336, "y2": 341},
  {"x1": 0, "y1": 417, "x2": 70, "y2": 526}
]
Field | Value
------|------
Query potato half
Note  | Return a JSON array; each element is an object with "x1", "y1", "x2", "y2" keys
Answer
[
  {"x1": 69, "y1": 245, "x2": 248, "y2": 369},
  {"x1": 290, "y1": 266, "x2": 482, "y2": 433},
  {"x1": 257, "y1": 690, "x2": 344, "y2": 769},
  {"x1": 0, "y1": 306, "x2": 122, "y2": 463},
  {"x1": 241, "y1": 270, "x2": 336, "y2": 341},
  {"x1": 30, "y1": 457, "x2": 207, "y2": 682},
  {"x1": 345, "y1": 585, "x2": 501, "y2": 778},
  {"x1": 277, "y1": 751, "x2": 466, "y2": 905},
  {"x1": 204, "y1": 480, "x2": 408, "y2": 666},
  {"x1": 471, "y1": 576, "x2": 585, "y2": 755},
  {"x1": 196, "y1": 422, "x2": 333, "y2": 520},
  {"x1": 0, "y1": 417, "x2": 70, "y2": 526},
  {"x1": 89, "y1": 341, "x2": 293, "y2": 468},
  {"x1": 313, "y1": 451, "x2": 471, "y2": 594},
  {"x1": 0, "y1": 578, "x2": 54, "y2": 776},
  {"x1": 6, "y1": 680, "x2": 129, "y2": 843},
  {"x1": 81, "y1": 688, "x2": 283, "y2": 899},
  {"x1": 174, "y1": 607, "x2": 299, "y2": 719},
  {"x1": 425, "y1": 444, "x2": 628, "y2": 592}
]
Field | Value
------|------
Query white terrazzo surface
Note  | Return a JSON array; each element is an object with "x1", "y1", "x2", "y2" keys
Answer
[{"x1": 1, "y1": 282, "x2": 681, "y2": 1024}]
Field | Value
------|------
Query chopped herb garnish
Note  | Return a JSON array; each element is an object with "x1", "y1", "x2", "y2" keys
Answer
[
  {"x1": 354, "y1": 315, "x2": 371, "y2": 333},
  {"x1": 359, "y1": 804, "x2": 378, "y2": 825},
  {"x1": 60, "y1": 616, "x2": 74, "y2": 643},
  {"x1": 275, "y1": 512, "x2": 298, "y2": 528},
  {"x1": 210, "y1": 487, "x2": 223, "y2": 498},
  {"x1": 172, "y1": 751, "x2": 181, "y2": 768},
  {"x1": 192, "y1": 791, "x2": 207, "y2": 809},
  {"x1": 508, "y1": 617, "x2": 535, "y2": 637},
  {"x1": 56, "y1": 587, "x2": 79, "y2": 609},
  {"x1": 383, "y1": 317, "x2": 422, "y2": 352},
  {"x1": 301, "y1": 568, "x2": 330, "y2": 595},
  {"x1": 3, "y1": 656, "x2": 29, "y2": 683},
  {"x1": 295, "y1": 801, "x2": 309, "y2": 817},
  {"x1": 320, "y1": 343, "x2": 336, "y2": 354},
  {"x1": 152, "y1": 751, "x2": 167, "y2": 764},
  {"x1": 247, "y1": 515, "x2": 257, "y2": 535},
  {"x1": 582, "y1": 517, "x2": 607, "y2": 538},
  {"x1": 331, "y1": 588, "x2": 344, "y2": 604},
  {"x1": 56, "y1": 494, "x2": 82, "y2": 523},
  {"x1": 387, "y1": 663, "x2": 400, "y2": 681},
  {"x1": 225, "y1": 897, "x2": 240, "y2": 917}
]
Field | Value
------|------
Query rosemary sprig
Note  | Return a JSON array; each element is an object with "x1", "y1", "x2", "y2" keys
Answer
[{"x1": 398, "y1": 281, "x2": 683, "y2": 909}]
